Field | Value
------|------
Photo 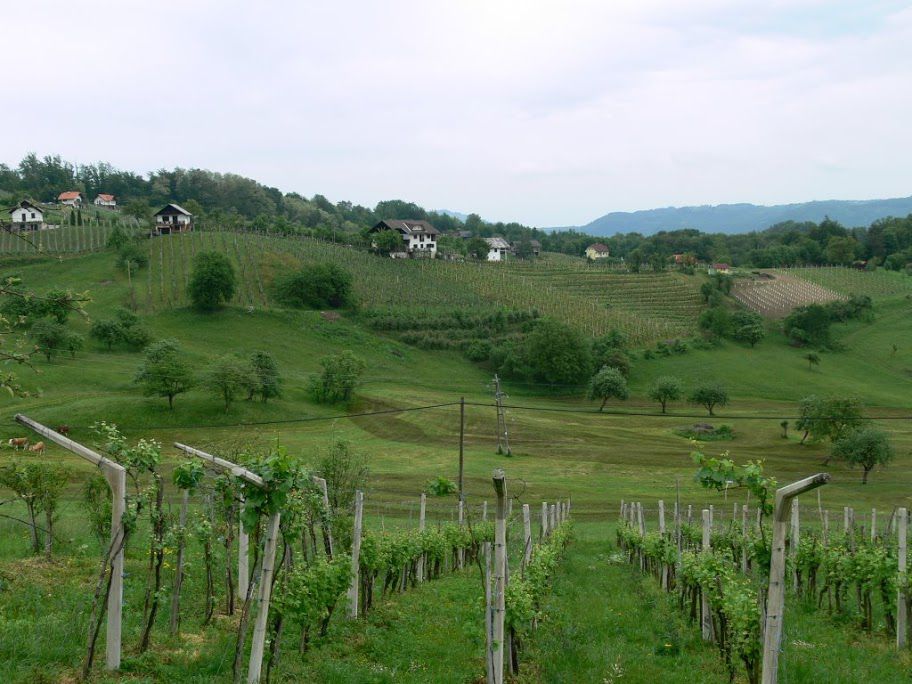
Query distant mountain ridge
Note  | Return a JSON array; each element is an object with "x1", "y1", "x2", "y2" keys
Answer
[{"x1": 571, "y1": 195, "x2": 912, "y2": 236}]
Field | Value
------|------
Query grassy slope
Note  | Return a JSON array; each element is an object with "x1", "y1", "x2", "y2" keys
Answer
[{"x1": 2, "y1": 248, "x2": 912, "y2": 681}]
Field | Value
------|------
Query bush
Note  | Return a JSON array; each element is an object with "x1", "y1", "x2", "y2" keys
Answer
[
  {"x1": 188, "y1": 251, "x2": 236, "y2": 311},
  {"x1": 425, "y1": 476, "x2": 457, "y2": 497},
  {"x1": 522, "y1": 319, "x2": 592, "y2": 385},
  {"x1": 117, "y1": 242, "x2": 149, "y2": 270},
  {"x1": 464, "y1": 339, "x2": 492, "y2": 362},
  {"x1": 272, "y1": 263, "x2": 354, "y2": 309},
  {"x1": 310, "y1": 350, "x2": 366, "y2": 404}
]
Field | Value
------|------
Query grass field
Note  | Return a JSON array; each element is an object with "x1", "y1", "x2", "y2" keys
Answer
[{"x1": 2, "y1": 245, "x2": 912, "y2": 682}]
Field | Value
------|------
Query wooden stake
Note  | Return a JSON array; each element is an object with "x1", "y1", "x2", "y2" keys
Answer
[
  {"x1": 898, "y1": 507, "x2": 908, "y2": 650},
  {"x1": 417, "y1": 493, "x2": 427, "y2": 582},
  {"x1": 871, "y1": 508, "x2": 877, "y2": 543},
  {"x1": 170, "y1": 487, "x2": 189, "y2": 635},
  {"x1": 313, "y1": 476, "x2": 334, "y2": 558},
  {"x1": 458, "y1": 499, "x2": 465, "y2": 570},
  {"x1": 348, "y1": 491, "x2": 364, "y2": 617},
  {"x1": 701, "y1": 509, "x2": 712, "y2": 642},
  {"x1": 238, "y1": 502, "x2": 249, "y2": 603},
  {"x1": 762, "y1": 473, "x2": 830, "y2": 684},
  {"x1": 522, "y1": 504, "x2": 532, "y2": 571},
  {"x1": 458, "y1": 396, "x2": 465, "y2": 501},
  {"x1": 790, "y1": 500, "x2": 800, "y2": 592},
  {"x1": 491, "y1": 469, "x2": 507, "y2": 684},
  {"x1": 247, "y1": 512, "x2": 281, "y2": 684},
  {"x1": 541, "y1": 501, "x2": 548, "y2": 539},
  {"x1": 741, "y1": 504, "x2": 749, "y2": 574}
]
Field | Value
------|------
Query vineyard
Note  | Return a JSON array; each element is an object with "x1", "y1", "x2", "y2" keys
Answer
[
  {"x1": 731, "y1": 272, "x2": 845, "y2": 318},
  {"x1": 775, "y1": 266, "x2": 912, "y2": 300}
]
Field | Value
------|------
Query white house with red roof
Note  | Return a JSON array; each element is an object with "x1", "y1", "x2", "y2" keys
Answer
[
  {"x1": 94, "y1": 193, "x2": 116, "y2": 207},
  {"x1": 58, "y1": 191, "x2": 83, "y2": 207},
  {"x1": 585, "y1": 243, "x2": 610, "y2": 260}
]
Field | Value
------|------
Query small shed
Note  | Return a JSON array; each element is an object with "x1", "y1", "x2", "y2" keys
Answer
[
  {"x1": 8, "y1": 200, "x2": 45, "y2": 231},
  {"x1": 152, "y1": 203, "x2": 193, "y2": 235},
  {"x1": 484, "y1": 237, "x2": 512, "y2": 262}
]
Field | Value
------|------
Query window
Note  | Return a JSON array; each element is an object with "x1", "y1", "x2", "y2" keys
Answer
[{"x1": 30, "y1": 213, "x2": 35, "y2": 219}]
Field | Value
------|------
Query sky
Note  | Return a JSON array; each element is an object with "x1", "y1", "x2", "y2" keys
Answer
[{"x1": 3, "y1": 0, "x2": 912, "y2": 227}]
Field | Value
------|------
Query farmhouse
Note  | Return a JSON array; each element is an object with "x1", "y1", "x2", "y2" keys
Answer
[
  {"x1": 585, "y1": 243, "x2": 610, "y2": 260},
  {"x1": 484, "y1": 237, "x2": 512, "y2": 262},
  {"x1": 511, "y1": 239, "x2": 541, "y2": 257},
  {"x1": 370, "y1": 219, "x2": 438, "y2": 258},
  {"x1": 58, "y1": 191, "x2": 83, "y2": 207},
  {"x1": 8, "y1": 200, "x2": 45, "y2": 231},
  {"x1": 94, "y1": 193, "x2": 116, "y2": 207},
  {"x1": 709, "y1": 262, "x2": 731, "y2": 275},
  {"x1": 152, "y1": 203, "x2": 193, "y2": 235}
]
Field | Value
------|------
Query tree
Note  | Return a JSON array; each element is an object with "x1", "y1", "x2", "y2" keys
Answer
[
  {"x1": 0, "y1": 462, "x2": 69, "y2": 557},
  {"x1": 134, "y1": 339, "x2": 195, "y2": 409},
  {"x1": 29, "y1": 319, "x2": 69, "y2": 361},
  {"x1": 831, "y1": 428, "x2": 893, "y2": 484},
  {"x1": 805, "y1": 352, "x2": 820, "y2": 370},
  {"x1": 795, "y1": 395, "x2": 865, "y2": 447},
  {"x1": 188, "y1": 251, "x2": 236, "y2": 311},
  {"x1": 90, "y1": 319, "x2": 123, "y2": 350},
  {"x1": 514, "y1": 239, "x2": 534, "y2": 260},
  {"x1": 373, "y1": 229, "x2": 403, "y2": 255},
  {"x1": 523, "y1": 319, "x2": 592, "y2": 385},
  {"x1": 649, "y1": 376, "x2": 683, "y2": 413},
  {"x1": 689, "y1": 383, "x2": 729, "y2": 416},
  {"x1": 466, "y1": 237, "x2": 490, "y2": 261},
  {"x1": 698, "y1": 307, "x2": 732, "y2": 338},
  {"x1": 783, "y1": 304, "x2": 832, "y2": 347},
  {"x1": 316, "y1": 439, "x2": 368, "y2": 514},
  {"x1": 249, "y1": 350, "x2": 281, "y2": 402},
  {"x1": 733, "y1": 323, "x2": 765, "y2": 347},
  {"x1": 272, "y1": 263, "x2": 353, "y2": 309},
  {"x1": 780, "y1": 420, "x2": 789, "y2": 438},
  {"x1": 587, "y1": 366, "x2": 629, "y2": 411},
  {"x1": 825, "y1": 235, "x2": 857, "y2": 265},
  {"x1": 204, "y1": 355, "x2": 257, "y2": 412},
  {"x1": 310, "y1": 350, "x2": 366, "y2": 404}
]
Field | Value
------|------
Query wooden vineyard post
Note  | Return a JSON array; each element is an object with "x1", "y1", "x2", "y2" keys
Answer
[
  {"x1": 483, "y1": 500, "x2": 488, "y2": 521},
  {"x1": 348, "y1": 490, "x2": 364, "y2": 618},
  {"x1": 484, "y1": 540, "x2": 494, "y2": 684},
  {"x1": 417, "y1": 493, "x2": 427, "y2": 582},
  {"x1": 16, "y1": 415, "x2": 126, "y2": 671},
  {"x1": 239, "y1": 501, "x2": 250, "y2": 602},
  {"x1": 790, "y1": 500, "x2": 800, "y2": 592},
  {"x1": 313, "y1": 476, "x2": 334, "y2": 558},
  {"x1": 871, "y1": 508, "x2": 877, "y2": 543},
  {"x1": 701, "y1": 509, "x2": 713, "y2": 642},
  {"x1": 170, "y1": 487, "x2": 190, "y2": 635},
  {"x1": 762, "y1": 473, "x2": 830, "y2": 684},
  {"x1": 491, "y1": 469, "x2": 507, "y2": 684},
  {"x1": 823, "y1": 510, "x2": 830, "y2": 545},
  {"x1": 458, "y1": 499, "x2": 465, "y2": 569},
  {"x1": 173, "y1": 443, "x2": 280, "y2": 684},
  {"x1": 551, "y1": 503, "x2": 558, "y2": 535},
  {"x1": 658, "y1": 500, "x2": 668, "y2": 590},
  {"x1": 741, "y1": 504, "x2": 749, "y2": 574},
  {"x1": 687, "y1": 504, "x2": 693, "y2": 525},
  {"x1": 458, "y1": 396, "x2": 465, "y2": 500},
  {"x1": 522, "y1": 504, "x2": 532, "y2": 571},
  {"x1": 898, "y1": 507, "x2": 908, "y2": 649},
  {"x1": 541, "y1": 501, "x2": 548, "y2": 540}
]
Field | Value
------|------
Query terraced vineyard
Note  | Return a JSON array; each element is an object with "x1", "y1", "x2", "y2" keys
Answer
[
  {"x1": 127, "y1": 230, "x2": 703, "y2": 345},
  {"x1": 732, "y1": 272, "x2": 845, "y2": 318},
  {"x1": 776, "y1": 266, "x2": 912, "y2": 299}
]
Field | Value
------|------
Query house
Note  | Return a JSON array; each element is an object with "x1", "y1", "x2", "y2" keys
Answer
[
  {"x1": 369, "y1": 219, "x2": 439, "y2": 257},
  {"x1": 585, "y1": 243, "x2": 610, "y2": 260},
  {"x1": 152, "y1": 203, "x2": 193, "y2": 235},
  {"x1": 94, "y1": 193, "x2": 116, "y2": 207},
  {"x1": 708, "y1": 263, "x2": 731, "y2": 275},
  {"x1": 484, "y1": 237, "x2": 512, "y2": 262},
  {"x1": 511, "y1": 239, "x2": 541, "y2": 258},
  {"x1": 58, "y1": 191, "x2": 83, "y2": 207},
  {"x1": 8, "y1": 200, "x2": 45, "y2": 231}
]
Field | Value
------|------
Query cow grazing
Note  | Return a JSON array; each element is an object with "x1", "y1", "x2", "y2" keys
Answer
[
  {"x1": 28, "y1": 441, "x2": 45, "y2": 455},
  {"x1": 7, "y1": 437, "x2": 29, "y2": 450},
  {"x1": 56, "y1": 425, "x2": 70, "y2": 437}
]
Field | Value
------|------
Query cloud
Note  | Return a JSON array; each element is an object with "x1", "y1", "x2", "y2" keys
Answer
[{"x1": 2, "y1": 0, "x2": 911, "y2": 226}]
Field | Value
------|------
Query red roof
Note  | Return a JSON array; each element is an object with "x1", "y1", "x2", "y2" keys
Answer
[
  {"x1": 96, "y1": 194, "x2": 115, "y2": 202},
  {"x1": 588, "y1": 243, "x2": 610, "y2": 253},
  {"x1": 712, "y1": 263, "x2": 731, "y2": 270},
  {"x1": 58, "y1": 191, "x2": 82, "y2": 201}
]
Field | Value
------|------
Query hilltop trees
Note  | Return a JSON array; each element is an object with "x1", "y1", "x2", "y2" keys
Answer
[
  {"x1": 587, "y1": 366, "x2": 629, "y2": 411},
  {"x1": 188, "y1": 252, "x2": 236, "y2": 311},
  {"x1": 689, "y1": 383, "x2": 729, "y2": 416},
  {"x1": 135, "y1": 339, "x2": 195, "y2": 409},
  {"x1": 649, "y1": 376, "x2": 683, "y2": 413}
]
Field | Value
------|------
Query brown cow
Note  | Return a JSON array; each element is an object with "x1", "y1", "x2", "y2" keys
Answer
[
  {"x1": 28, "y1": 441, "x2": 45, "y2": 455},
  {"x1": 56, "y1": 425, "x2": 70, "y2": 437},
  {"x1": 7, "y1": 437, "x2": 29, "y2": 450}
]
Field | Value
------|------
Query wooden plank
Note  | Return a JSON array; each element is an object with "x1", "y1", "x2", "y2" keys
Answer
[{"x1": 174, "y1": 442, "x2": 265, "y2": 487}]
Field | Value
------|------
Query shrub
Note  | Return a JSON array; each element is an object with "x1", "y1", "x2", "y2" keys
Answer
[
  {"x1": 426, "y1": 476, "x2": 457, "y2": 497},
  {"x1": 188, "y1": 251, "x2": 236, "y2": 311},
  {"x1": 310, "y1": 350, "x2": 366, "y2": 404},
  {"x1": 272, "y1": 263, "x2": 354, "y2": 309}
]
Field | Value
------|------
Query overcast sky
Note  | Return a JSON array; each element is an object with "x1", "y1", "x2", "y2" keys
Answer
[{"x1": 4, "y1": 1, "x2": 912, "y2": 226}]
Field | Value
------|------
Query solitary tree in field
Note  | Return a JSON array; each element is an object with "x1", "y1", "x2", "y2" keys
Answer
[
  {"x1": 780, "y1": 420, "x2": 789, "y2": 439},
  {"x1": 648, "y1": 376, "x2": 683, "y2": 413},
  {"x1": 587, "y1": 366, "x2": 629, "y2": 411},
  {"x1": 795, "y1": 395, "x2": 866, "y2": 461},
  {"x1": 733, "y1": 322, "x2": 766, "y2": 347},
  {"x1": 188, "y1": 251, "x2": 236, "y2": 311},
  {"x1": 135, "y1": 339, "x2": 195, "y2": 409},
  {"x1": 831, "y1": 427, "x2": 893, "y2": 484},
  {"x1": 310, "y1": 350, "x2": 366, "y2": 404},
  {"x1": 204, "y1": 355, "x2": 257, "y2": 412},
  {"x1": 689, "y1": 383, "x2": 729, "y2": 416},
  {"x1": 29, "y1": 319, "x2": 70, "y2": 361},
  {"x1": 249, "y1": 350, "x2": 281, "y2": 402},
  {"x1": 805, "y1": 352, "x2": 820, "y2": 370},
  {"x1": 90, "y1": 319, "x2": 123, "y2": 350}
]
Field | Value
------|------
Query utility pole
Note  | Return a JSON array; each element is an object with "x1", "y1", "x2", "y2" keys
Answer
[
  {"x1": 493, "y1": 374, "x2": 511, "y2": 456},
  {"x1": 458, "y1": 396, "x2": 466, "y2": 502}
]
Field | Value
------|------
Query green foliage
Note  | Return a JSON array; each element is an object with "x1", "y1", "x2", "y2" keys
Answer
[
  {"x1": 466, "y1": 237, "x2": 490, "y2": 260},
  {"x1": 203, "y1": 354, "x2": 257, "y2": 412},
  {"x1": 90, "y1": 308, "x2": 150, "y2": 351},
  {"x1": 274, "y1": 555, "x2": 351, "y2": 639},
  {"x1": 699, "y1": 307, "x2": 732, "y2": 338},
  {"x1": 316, "y1": 439, "x2": 368, "y2": 513},
  {"x1": 522, "y1": 318, "x2": 592, "y2": 385},
  {"x1": 172, "y1": 460, "x2": 205, "y2": 491},
  {"x1": 731, "y1": 309, "x2": 765, "y2": 347},
  {"x1": 831, "y1": 427, "x2": 894, "y2": 483},
  {"x1": 648, "y1": 375, "x2": 683, "y2": 413},
  {"x1": 691, "y1": 448, "x2": 776, "y2": 515},
  {"x1": 28, "y1": 319, "x2": 81, "y2": 362},
  {"x1": 587, "y1": 365, "x2": 629, "y2": 410},
  {"x1": 188, "y1": 251, "x2": 236, "y2": 311},
  {"x1": 248, "y1": 350, "x2": 281, "y2": 402},
  {"x1": 688, "y1": 382, "x2": 729, "y2": 416},
  {"x1": 134, "y1": 339, "x2": 195, "y2": 409},
  {"x1": 796, "y1": 395, "x2": 865, "y2": 444},
  {"x1": 117, "y1": 242, "x2": 149, "y2": 271},
  {"x1": 425, "y1": 476, "x2": 457, "y2": 497},
  {"x1": 81, "y1": 474, "x2": 112, "y2": 549},
  {"x1": 272, "y1": 262, "x2": 354, "y2": 309},
  {"x1": 309, "y1": 350, "x2": 365, "y2": 404},
  {"x1": 373, "y1": 229, "x2": 404, "y2": 255},
  {"x1": 240, "y1": 446, "x2": 306, "y2": 532}
]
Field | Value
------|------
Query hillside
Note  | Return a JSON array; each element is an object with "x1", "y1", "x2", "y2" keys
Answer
[{"x1": 574, "y1": 195, "x2": 912, "y2": 236}]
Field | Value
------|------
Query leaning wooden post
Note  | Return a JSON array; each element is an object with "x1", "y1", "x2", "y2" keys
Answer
[
  {"x1": 762, "y1": 473, "x2": 830, "y2": 684},
  {"x1": 541, "y1": 501, "x2": 548, "y2": 540},
  {"x1": 790, "y1": 500, "x2": 800, "y2": 592},
  {"x1": 170, "y1": 487, "x2": 190, "y2": 635},
  {"x1": 16, "y1": 414, "x2": 126, "y2": 671},
  {"x1": 491, "y1": 469, "x2": 507, "y2": 684},
  {"x1": 898, "y1": 507, "x2": 908, "y2": 649},
  {"x1": 417, "y1": 493, "x2": 427, "y2": 582},
  {"x1": 701, "y1": 509, "x2": 713, "y2": 641},
  {"x1": 522, "y1": 504, "x2": 532, "y2": 571},
  {"x1": 173, "y1": 443, "x2": 279, "y2": 684},
  {"x1": 348, "y1": 490, "x2": 364, "y2": 618}
]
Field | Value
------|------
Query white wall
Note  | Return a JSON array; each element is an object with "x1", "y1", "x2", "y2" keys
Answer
[{"x1": 11, "y1": 206, "x2": 43, "y2": 223}]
